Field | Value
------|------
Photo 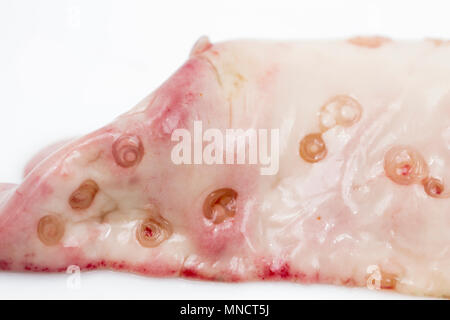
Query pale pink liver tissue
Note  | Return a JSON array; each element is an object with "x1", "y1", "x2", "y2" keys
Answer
[{"x1": 0, "y1": 37, "x2": 450, "y2": 298}]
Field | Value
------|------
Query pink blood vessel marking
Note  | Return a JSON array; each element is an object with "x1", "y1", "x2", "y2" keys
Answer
[{"x1": 1, "y1": 37, "x2": 450, "y2": 298}]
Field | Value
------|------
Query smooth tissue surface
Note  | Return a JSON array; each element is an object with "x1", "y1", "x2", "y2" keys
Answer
[{"x1": 1, "y1": 37, "x2": 450, "y2": 298}]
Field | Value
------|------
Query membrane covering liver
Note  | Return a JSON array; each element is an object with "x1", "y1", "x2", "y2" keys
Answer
[{"x1": 0, "y1": 37, "x2": 450, "y2": 298}]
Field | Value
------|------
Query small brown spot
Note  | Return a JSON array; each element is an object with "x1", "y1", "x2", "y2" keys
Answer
[
  {"x1": 69, "y1": 179, "x2": 99, "y2": 210},
  {"x1": 203, "y1": 188, "x2": 238, "y2": 224},
  {"x1": 427, "y1": 38, "x2": 450, "y2": 46},
  {"x1": 319, "y1": 95, "x2": 362, "y2": 131},
  {"x1": 423, "y1": 177, "x2": 448, "y2": 198},
  {"x1": 366, "y1": 268, "x2": 398, "y2": 290},
  {"x1": 136, "y1": 216, "x2": 172, "y2": 248},
  {"x1": 112, "y1": 134, "x2": 144, "y2": 168},
  {"x1": 37, "y1": 215, "x2": 65, "y2": 246},
  {"x1": 348, "y1": 36, "x2": 391, "y2": 48},
  {"x1": 299, "y1": 133, "x2": 327, "y2": 163},
  {"x1": 384, "y1": 146, "x2": 429, "y2": 185},
  {"x1": 380, "y1": 271, "x2": 397, "y2": 290}
]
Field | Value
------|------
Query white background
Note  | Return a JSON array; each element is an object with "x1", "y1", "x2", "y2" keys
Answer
[{"x1": 0, "y1": 0, "x2": 443, "y2": 299}]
